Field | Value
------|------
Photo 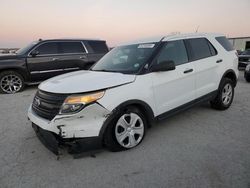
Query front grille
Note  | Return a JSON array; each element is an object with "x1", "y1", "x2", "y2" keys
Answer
[{"x1": 32, "y1": 90, "x2": 68, "y2": 120}]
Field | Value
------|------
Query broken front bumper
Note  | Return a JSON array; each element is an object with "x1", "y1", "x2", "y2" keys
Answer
[
  {"x1": 32, "y1": 123, "x2": 102, "y2": 155},
  {"x1": 28, "y1": 103, "x2": 111, "y2": 155}
]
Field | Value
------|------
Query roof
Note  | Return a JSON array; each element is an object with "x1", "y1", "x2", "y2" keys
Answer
[
  {"x1": 120, "y1": 33, "x2": 224, "y2": 46},
  {"x1": 36, "y1": 38, "x2": 106, "y2": 42},
  {"x1": 228, "y1": 36, "x2": 250, "y2": 40}
]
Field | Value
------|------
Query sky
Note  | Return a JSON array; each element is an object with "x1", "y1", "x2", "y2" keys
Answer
[{"x1": 0, "y1": 0, "x2": 250, "y2": 48}]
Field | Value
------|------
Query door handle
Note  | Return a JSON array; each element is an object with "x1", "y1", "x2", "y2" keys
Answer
[
  {"x1": 80, "y1": 55, "x2": 87, "y2": 60},
  {"x1": 216, "y1": 59, "x2": 223, "y2": 63},
  {"x1": 183, "y1": 69, "x2": 193, "y2": 74},
  {"x1": 52, "y1": 58, "x2": 59, "y2": 61}
]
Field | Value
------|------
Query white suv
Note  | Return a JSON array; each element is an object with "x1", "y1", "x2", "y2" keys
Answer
[{"x1": 28, "y1": 33, "x2": 239, "y2": 155}]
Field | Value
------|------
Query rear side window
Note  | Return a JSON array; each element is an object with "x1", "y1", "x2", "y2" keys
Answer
[
  {"x1": 59, "y1": 42, "x2": 85, "y2": 54},
  {"x1": 216, "y1": 37, "x2": 234, "y2": 51},
  {"x1": 87, "y1": 41, "x2": 109, "y2": 53},
  {"x1": 156, "y1": 40, "x2": 188, "y2": 66},
  {"x1": 185, "y1": 38, "x2": 216, "y2": 61},
  {"x1": 35, "y1": 42, "x2": 59, "y2": 55}
]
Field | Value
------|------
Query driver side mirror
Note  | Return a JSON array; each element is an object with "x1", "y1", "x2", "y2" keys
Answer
[
  {"x1": 30, "y1": 50, "x2": 39, "y2": 57},
  {"x1": 151, "y1": 60, "x2": 176, "y2": 72}
]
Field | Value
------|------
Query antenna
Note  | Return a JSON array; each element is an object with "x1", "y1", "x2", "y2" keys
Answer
[{"x1": 195, "y1": 26, "x2": 200, "y2": 33}]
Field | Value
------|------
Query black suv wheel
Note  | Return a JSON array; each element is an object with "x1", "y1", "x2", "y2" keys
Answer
[{"x1": 0, "y1": 71, "x2": 25, "y2": 94}]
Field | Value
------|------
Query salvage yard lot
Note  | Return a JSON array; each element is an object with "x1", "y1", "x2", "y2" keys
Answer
[{"x1": 0, "y1": 71, "x2": 249, "y2": 188}]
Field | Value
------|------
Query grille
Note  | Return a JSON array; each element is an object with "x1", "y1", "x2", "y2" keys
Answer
[{"x1": 32, "y1": 90, "x2": 68, "y2": 120}]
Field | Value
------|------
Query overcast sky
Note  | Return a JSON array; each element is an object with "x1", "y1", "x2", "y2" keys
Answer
[{"x1": 1, "y1": 0, "x2": 250, "y2": 48}]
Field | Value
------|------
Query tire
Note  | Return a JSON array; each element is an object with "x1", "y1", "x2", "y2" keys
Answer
[
  {"x1": 104, "y1": 106, "x2": 147, "y2": 152},
  {"x1": 0, "y1": 71, "x2": 25, "y2": 94},
  {"x1": 244, "y1": 72, "x2": 250, "y2": 82},
  {"x1": 210, "y1": 78, "x2": 234, "y2": 110}
]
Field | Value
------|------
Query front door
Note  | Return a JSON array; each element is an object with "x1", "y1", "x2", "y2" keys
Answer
[
  {"x1": 151, "y1": 40, "x2": 196, "y2": 116},
  {"x1": 27, "y1": 42, "x2": 65, "y2": 81}
]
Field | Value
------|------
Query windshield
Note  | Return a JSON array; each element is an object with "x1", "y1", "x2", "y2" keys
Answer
[
  {"x1": 16, "y1": 41, "x2": 38, "y2": 55},
  {"x1": 91, "y1": 43, "x2": 158, "y2": 74}
]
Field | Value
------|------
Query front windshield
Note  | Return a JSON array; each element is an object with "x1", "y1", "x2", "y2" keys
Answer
[
  {"x1": 92, "y1": 43, "x2": 158, "y2": 74},
  {"x1": 16, "y1": 41, "x2": 38, "y2": 55}
]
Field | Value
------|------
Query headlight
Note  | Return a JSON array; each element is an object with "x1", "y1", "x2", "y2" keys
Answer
[
  {"x1": 246, "y1": 65, "x2": 250, "y2": 72},
  {"x1": 60, "y1": 91, "x2": 105, "y2": 114}
]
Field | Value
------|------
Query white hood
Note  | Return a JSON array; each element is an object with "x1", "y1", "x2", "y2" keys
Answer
[{"x1": 39, "y1": 70, "x2": 136, "y2": 94}]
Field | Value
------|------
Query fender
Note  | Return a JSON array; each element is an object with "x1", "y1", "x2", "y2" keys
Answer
[{"x1": 0, "y1": 58, "x2": 30, "y2": 81}]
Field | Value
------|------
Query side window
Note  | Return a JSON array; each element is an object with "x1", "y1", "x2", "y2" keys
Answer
[
  {"x1": 87, "y1": 41, "x2": 109, "y2": 53},
  {"x1": 59, "y1": 42, "x2": 85, "y2": 54},
  {"x1": 186, "y1": 38, "x2": 212, "y2": 61},
  {"x1": 35, "y1": 42, "x2": 59, "y2": 55},
  {"x1": 215, "y1": 37, "x2": 234, "y2": 51},
  {"x1": 156, "y1": 40, "x2": 188, "y2": 66}
]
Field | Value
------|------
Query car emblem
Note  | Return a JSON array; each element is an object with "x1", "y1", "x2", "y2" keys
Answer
[{"x1": 34, "y1": 98, "x2": 41, "y2": 106}]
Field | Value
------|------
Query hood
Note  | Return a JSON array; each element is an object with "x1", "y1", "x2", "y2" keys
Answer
[
  {"x1": 39, "y1": 70, "x2": 136, "y2": 94},
  {"x1": 0, "y1": 54, "x2": 20, "y2": 60}
]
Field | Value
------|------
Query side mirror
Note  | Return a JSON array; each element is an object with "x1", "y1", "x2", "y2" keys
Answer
[
  {"x1": 151, "y1": 60, "x2": 176, "y2": 72},
  {"x1": 30, "y1": 50, "x2": 39, "y2": 57}
]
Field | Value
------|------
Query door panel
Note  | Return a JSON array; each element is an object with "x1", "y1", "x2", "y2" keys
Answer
[
  {"x1": 152, "y1": 64, "x2": 195, "y2": 115},
  {"x1": 151, "y1": 40, "x2": 196, "y2": 116}
]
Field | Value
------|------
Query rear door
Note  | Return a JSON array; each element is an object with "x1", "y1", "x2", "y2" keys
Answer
[
  {"x1": 84, "y1": 41, "x2": 109, "y2": 68},
  {"x1": 151, "y1": 40, "x2": 196, "y2": 116},
  {"x1": 57, "y1": 41, "x2": 89, "y2": 71},
  {"x1": 185, "y1": 38, "x2": 221, "y2": 98}
]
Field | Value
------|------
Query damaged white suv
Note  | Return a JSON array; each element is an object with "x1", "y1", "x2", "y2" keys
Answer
[{"x1": 28, "y1": 33, "x2": 238, "y2": 155}]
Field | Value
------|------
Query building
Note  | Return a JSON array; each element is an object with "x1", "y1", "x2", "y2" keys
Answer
[{"x1": 229, "y1": 37, "x2": 250, "y2": 51}]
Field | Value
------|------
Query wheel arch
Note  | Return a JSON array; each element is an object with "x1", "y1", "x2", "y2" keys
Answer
[
  {"x1": 220, "y1": 69, "x2": 237, "y2": 88},
  {"x1": 99, "y1": 99, "x2": 155, "y2": 139},
  {"x1": 0, "y1": 68, "x2": 29, "y2": 81}
]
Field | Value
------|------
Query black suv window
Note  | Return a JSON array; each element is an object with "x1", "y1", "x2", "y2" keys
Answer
[
  {"x1": 59, "y1": 42, "x2": 85, "y2": 54},
  {"x1": 35, "y1": 42, "x2": 59, "y2": 55},
  {"x1": 87, "y1": 41, "x2": 108, "y2": 53},
  {"x1": 216, "y1": 37, "x2": 234, "y2": 51},
  {"x1": 186, "y1": 38, "x2": 215, "y2": 61},
  {"x1": 156, "y1": 40, "x2": 188, "y2": 66}
]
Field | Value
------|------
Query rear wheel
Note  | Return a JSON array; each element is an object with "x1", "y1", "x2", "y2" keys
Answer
[
  {"x1": 104, "y1": 106, "x2": 147, "y2": 152},
  {"x1": 0, "y1": 71, "x2": 25, "y2": 94},
  {"x1": 210, "y1": 78, "x2": 234, "y2": 110},
  {"x1": 245, "y1": 72, "x2": 250, "y2": 82}
]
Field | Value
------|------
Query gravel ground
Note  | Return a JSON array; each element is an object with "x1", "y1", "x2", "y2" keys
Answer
[{"x1": 0, "y1": 71, "x2": 249, "y2": 188}]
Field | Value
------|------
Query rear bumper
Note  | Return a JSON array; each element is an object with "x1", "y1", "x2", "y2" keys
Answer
[{"x1": 32, "y1": 123, "x2": 102, "y2": 155}]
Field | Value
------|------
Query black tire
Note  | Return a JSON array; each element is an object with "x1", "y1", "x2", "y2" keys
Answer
[
  {"x1": 210, "y1": 78, "x2": 234, "y2": 110},
  {"x1": 104, "y1": 106, "x2": 147, "y2": 152},
  {"x1": 0, "y1": 71, "x2": 25, "y2": 94},
  {"x1": 244, "y1": 72, "x2": 250, "y2": 82}
]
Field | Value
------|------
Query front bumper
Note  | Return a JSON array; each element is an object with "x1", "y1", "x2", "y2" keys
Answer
[
  {"x1": 28, "y1": 103, "x2": 111, "y2": 154},
  {"x1": 32, "y1": 123, "x2": 102, "y2": 155}
]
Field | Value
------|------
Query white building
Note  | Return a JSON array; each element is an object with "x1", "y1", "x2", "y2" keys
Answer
[{"x1": 229, "y1": 37, "x2": 250, "y2": 51}]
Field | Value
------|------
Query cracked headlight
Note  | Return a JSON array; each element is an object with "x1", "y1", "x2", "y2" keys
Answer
[{"x1": 60, "y1": 91, "x2": 105, "y2": 114}]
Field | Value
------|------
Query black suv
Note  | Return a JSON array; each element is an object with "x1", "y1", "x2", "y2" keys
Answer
[
  {"x1": 0, "y1": 39, "x2": 109, "y2": 94},
  {"x1": 238, "y1": 49, "x2": 250, "y2": 69}
]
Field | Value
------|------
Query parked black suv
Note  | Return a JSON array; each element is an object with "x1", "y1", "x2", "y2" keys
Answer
[
  {"x1": 0, "y1": 39, "x2": 109, "y2": 94},
  {"x1": 238, "y1": 49, "x2": 250, "y2": 69}
]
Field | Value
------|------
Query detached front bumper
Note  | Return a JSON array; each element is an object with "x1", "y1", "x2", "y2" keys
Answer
[{"x1": 28, "y1": 103, "x2": 111, "y2": 155}]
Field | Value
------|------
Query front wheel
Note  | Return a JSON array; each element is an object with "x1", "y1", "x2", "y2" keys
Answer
[
  {"x1": 0, "y1": 71, "x2": 25, "y2": 94},
  {"x1": 104, "y1": 107, "x2": 147, "y2": 152},
  {"x1": 244, "y1": 72, "x2": 250, "y2": 82},
  {"x1": 210, "y1": 78, "x2": 234, "y2": 110}
]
